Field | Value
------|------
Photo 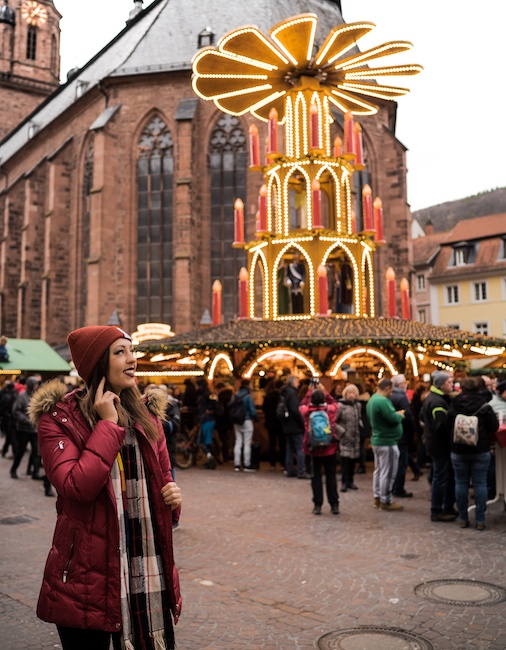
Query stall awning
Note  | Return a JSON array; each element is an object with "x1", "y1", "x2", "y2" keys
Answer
[{"x1": 0, "y1": 339, "x2": 71, "y2": 374}]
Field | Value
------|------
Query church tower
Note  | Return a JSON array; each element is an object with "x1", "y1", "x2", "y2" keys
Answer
[{"x1": 0, "y1": 0, "x2": 61, "y2": 140}]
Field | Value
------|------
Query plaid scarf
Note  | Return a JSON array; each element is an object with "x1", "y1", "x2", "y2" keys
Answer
[{"x1": 111, "y1": 428, "x2": 175, "y2": 650}]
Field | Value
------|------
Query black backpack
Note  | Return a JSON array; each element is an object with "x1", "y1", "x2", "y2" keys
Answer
[
  {"x1": 229, "y1": 394, "x2": 246, "y2": 425},
  {"x1": 276, "y1": 393, "x2": 289, "y2": 420}
]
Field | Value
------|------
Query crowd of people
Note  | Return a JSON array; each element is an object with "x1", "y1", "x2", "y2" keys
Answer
[
  {"x1": 1, "y1": 333, "x2": 506, "y2": 647},
  {"x1": 161, "y1": 369, "x2": 504, "y2": 529}
]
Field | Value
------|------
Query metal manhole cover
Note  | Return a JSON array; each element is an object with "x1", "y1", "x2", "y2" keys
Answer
[
  {"x1": 415, "y1": 579, "x2": 506, "y2": 606},
  {"x1": 317, "y1": 627, "x2": 434, "y2": 650},
  {"x1": 0, "y1": 514, "x2": 37, "y2": 525}
]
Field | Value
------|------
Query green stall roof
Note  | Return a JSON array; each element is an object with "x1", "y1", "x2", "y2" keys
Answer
[{"x1": 0, "y1": 339, "x2": 71, "y2": 373}]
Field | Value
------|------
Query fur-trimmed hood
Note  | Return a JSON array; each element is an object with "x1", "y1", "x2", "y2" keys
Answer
[{"x1": 29, "y1": 379, "x2": 167, "y2": 427}]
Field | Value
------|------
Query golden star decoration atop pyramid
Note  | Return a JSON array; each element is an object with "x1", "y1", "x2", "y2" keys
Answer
[{"x1": 192, "y1": 13, "x2": 422, "y2": 122}]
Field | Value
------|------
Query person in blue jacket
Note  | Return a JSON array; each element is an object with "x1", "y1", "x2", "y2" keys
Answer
[{"x1": 232, "y1": 379, "x2": 257, "y2": 472}]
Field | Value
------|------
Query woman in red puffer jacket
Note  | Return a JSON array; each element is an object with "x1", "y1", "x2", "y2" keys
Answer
[
  {"x1": 300, "y1": 386, "x2": 340, "y2": 515},
  {"x1": 29, "y1": 326, "x2": 182, "y2": 650}
]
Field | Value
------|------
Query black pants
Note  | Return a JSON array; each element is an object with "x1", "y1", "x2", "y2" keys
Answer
[
  {"x1": 267, "y1": 423, "x2": 285, "y2": 467},
  {"x1": 10, "y1": 430, "x2": 38, "y2": 474},
  {"x1": 57, "y1": 626, "x2": 122, "y2": 650},
  {"x1": 341, "y1": 456, "x2": 356, "y2": 487},
  {"x1": 311, "y1": 454, "x2": 338, "y2": 506}
]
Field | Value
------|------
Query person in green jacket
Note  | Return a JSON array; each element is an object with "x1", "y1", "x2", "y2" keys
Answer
[{"x1": 366, "y1": 378, "x2": 405, "y2": 511}]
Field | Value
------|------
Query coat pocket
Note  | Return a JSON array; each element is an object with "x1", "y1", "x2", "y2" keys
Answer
[{"x1": 49, "y1": 515, "x2": 83, "y2": 584}]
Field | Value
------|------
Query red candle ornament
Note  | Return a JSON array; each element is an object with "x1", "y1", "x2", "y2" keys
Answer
[
  {"x1": 309, "y1": 103, "x2": 320, "y2": 150},
  {"x1": 249, "y1": 124, "x2": 260, "y2": 168},
  {"x1": 344, "y1": 111, "x2": 355, "y2": 155},
  {"x1": 258, "y1": 184, "x2": 267, "y2": 232},
  {"x1": 400, "y1": 277, "x2": 411, "y2": 319},
  {"x1": 317, "y1": 264, "x2": 328, "y2": 316},
  {"x1": 350, "y1": 208, "x2": 357, "y2": 234},
  {"x1": 353, "y1": 122, "x2": 364, "y2": 166},
  {"x1": 386, "y1": 267, "x2": 397, "y2": 318},
  {"x1": 268, "y1": 107, "x2": 278, "y2": 154},
  {"x1": 362, "y1": 184, "x2": 375, "y2": 233},
  {"x1": 233, "y1": 198, "x2": 244, "y2": 245},
  {"x1": 333, "y1": 135, "x2": 342, "y2": 158},
  {"x1": 238, "y1": 267, "x2": 249, "y2": 319},
  {"x1": 312, "y1": 178, "x2": 322, "y2": 228},
  {"x1": 212, "y1": 280, "x2": 222, "y2": 326},
  {"x1": 373, "y1": 197, "x2": 385, "y2": 243}
]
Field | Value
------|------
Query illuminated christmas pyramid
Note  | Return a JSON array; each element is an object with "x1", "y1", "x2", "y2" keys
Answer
[{"x1": 193, "y1": 13, "x2": 422, "y2": 321}]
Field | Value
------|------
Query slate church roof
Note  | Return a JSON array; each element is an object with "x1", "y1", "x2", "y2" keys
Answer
[{"x1": 0, "y1": 0, "x2": 344, "y2": 165}]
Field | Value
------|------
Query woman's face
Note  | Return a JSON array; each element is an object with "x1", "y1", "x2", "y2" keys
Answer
[
  {"x1": 345, "y1": 389, "x2": 358, "y2": 402},
  {"x1": 107, "y1": 338, "x2": 137, "y2": 394}
]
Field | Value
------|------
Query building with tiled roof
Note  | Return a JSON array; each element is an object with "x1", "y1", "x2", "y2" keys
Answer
[
  {"x1": 0, "y1": 0, "x2": 415, "y2": 349},
  {"x1": 411, "y1": 225, "x2": 445, "y2": 324},
  {"x1": 421, "y1": 213, "x2": 506, "y2": 338}
]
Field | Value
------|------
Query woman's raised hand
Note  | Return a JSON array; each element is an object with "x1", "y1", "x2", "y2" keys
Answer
[{"x1": 94, "y1": 377, "x2": 120, "y2": 423}]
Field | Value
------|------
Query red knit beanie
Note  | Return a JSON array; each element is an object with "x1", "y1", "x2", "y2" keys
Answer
[{"x1": 67, "y1": 326, "x2": 132, "y2": 385}]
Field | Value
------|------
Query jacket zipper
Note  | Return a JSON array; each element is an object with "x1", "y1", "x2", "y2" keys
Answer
[{"x1": 62, "y1": 541, "x2": 75, "y2": 583}]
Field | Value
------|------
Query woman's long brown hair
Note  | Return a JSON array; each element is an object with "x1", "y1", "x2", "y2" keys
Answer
[{"x1": 78, "y1": 347, "x2": 159, "y2": 441}]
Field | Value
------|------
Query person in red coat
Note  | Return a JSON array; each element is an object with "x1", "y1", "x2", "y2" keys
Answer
[
  {"x1": 300, "y1": 386, "x2": 340, "y2": 515},
  {"x1": 29, "y1": 326, "x2": 182, "y2": 650}
]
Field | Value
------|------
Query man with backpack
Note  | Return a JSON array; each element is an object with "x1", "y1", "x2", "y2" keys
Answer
[
  {"x1": 300, "y1": 387, "x2": 340, "y2": 515},
  {"x1": 230, "y1": 379, "x2": 257, "y2": 472}
]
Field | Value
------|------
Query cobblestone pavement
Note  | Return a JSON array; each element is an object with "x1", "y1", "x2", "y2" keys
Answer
[{"x1": 1, "y1": 452, "x2": 506, "y2": 650}]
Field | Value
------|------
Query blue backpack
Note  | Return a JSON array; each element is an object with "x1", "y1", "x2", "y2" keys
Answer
[{"x1": 308, "y1": 409, "x2": 333, "y2": 447}]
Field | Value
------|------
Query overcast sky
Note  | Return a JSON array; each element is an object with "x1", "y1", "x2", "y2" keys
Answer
[{"x1": 55, "y1": 0, "x2": 506, "y2": 212}]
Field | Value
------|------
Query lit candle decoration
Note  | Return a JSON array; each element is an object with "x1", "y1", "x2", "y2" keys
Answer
[
  {"x1": 309, "y1": 103, "x2": 319, "y2": 150},
  {"x1": 233, "y1": 198, "x2": 244, "y2": 245},
  {"x1": 212, "y1": 279, "x2": 222, "y2": 325},
  {"x1": 344, "y1": 111, "x2": 355, "y2": 155},
  {"x1": 362, "y1": 184, "x2": 375, "y2": 232},
  {"x1": 353, "y1": 122, "x2": 364, "y2": 166},
  {"x1": 400, "y1": 277, "x2": 411, "y2": 320},
  {"x1": 268, "y1": 106, "x2": 278, "y2": 154},
  {"x1": 238, "y1": 267, "x2": 249, "y2": 319},
  {"x1": 258, "y1": 184, "x2": 267, "y2": 232},
  {"x1": 264, "y1": 136, "x2": 269, "y2": 166},
  {"x1": 311, "y1": 178, "x2": 322, "y2": 228},
  {"x1": 249, "y1": 124, "x2": 260, "y2": 168},
  {"x1": 373, "y1": 197, "x2": 385, "y2": 243},
  {"x1": 317, "y1": 264, "x2": 328, "y2": 316},
  {"x1": 333, "y1": 135, "x2": 342, "y2": 158},
  {"x1": 386, "y1": 267, "x2": 397, "y2": 318}
]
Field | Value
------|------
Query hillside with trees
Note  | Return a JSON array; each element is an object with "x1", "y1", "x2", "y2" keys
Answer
[{"x1": 412, "y1": 187, "x2": 506, "y2": 233}]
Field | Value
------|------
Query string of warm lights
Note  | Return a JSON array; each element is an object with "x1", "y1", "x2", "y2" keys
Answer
[
  {"x1": 244, "y1": 347, "x2": 320, "y2": 379},
  {"x1": 330, "y1": 347, "x2": 398, "y2": 377},
  {"x1": 208, "y1": 353, "x2": 235, "y2": 380},
  {"x1": 405, "y1": 350, "x2": 419, "y2": 377}
]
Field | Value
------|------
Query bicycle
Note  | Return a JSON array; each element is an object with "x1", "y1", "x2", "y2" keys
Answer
[{"x1": 175, "y1": 422, "x2": 222, "y2": 470}]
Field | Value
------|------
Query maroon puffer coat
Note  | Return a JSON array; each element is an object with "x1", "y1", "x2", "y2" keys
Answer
[{"x1": 29, "y1": 380, "x2": 182, "y2": 632}]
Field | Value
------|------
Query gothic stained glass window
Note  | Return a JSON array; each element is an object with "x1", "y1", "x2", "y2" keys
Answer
[
  {"x1": 136, "y1": 116, "x2": 174, "y2": 325},
  {"x1": 81, "y1": 135, "x2": 94, "y2": 325},
  {"x1": 209, "y1": 114, "x2": 247, "y2": 321}
]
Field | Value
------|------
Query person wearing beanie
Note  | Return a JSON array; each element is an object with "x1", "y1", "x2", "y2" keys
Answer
[
  {"x1": 422, "y1": 370, "x2": 457, "y2": 522},
  {"x1": 28, "y1": 326, "x2": 182, "y2": 650}
]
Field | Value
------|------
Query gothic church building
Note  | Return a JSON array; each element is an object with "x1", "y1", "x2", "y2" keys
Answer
[{"x1": 0, "y1": 0, "x2": 414, "y2": 346}]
